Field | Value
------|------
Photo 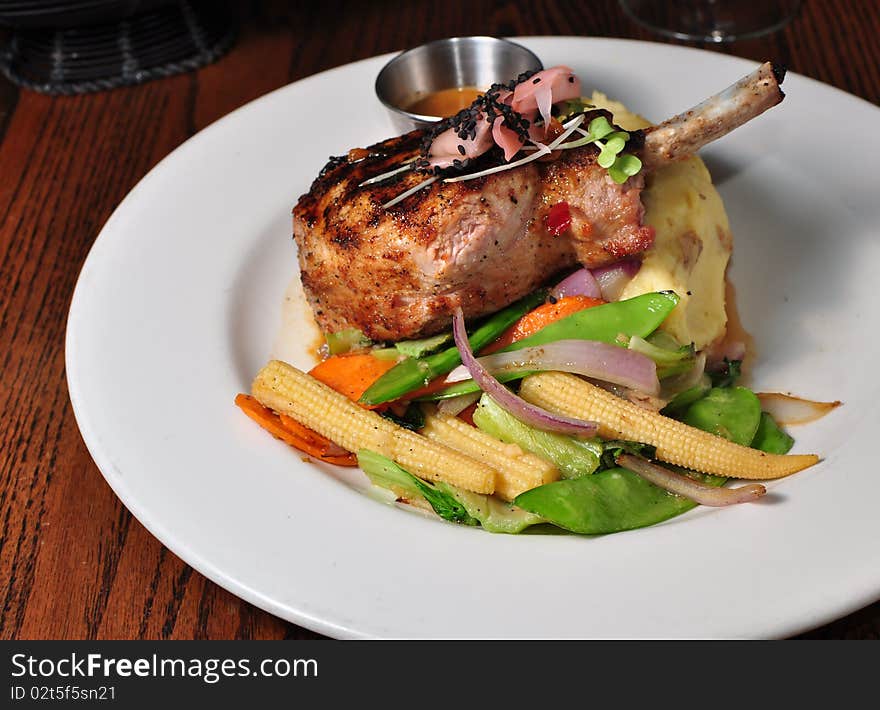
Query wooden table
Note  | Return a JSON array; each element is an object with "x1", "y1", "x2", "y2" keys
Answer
[{"x1": 2, "y1": 0, "x2": 877, "y2": 641}]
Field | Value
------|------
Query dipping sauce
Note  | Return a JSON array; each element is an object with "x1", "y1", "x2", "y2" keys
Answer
[{"x1": 406, "y1": 86, "x2": 483, "y2": 117}]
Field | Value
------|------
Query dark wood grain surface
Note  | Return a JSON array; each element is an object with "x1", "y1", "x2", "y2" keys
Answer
[{"x1": 1, "y1": 0, "x2": 878, "y2": 641}]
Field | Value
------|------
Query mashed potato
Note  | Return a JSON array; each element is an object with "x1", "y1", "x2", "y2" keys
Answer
[{"x1": 589, "y1": 92, "x2": 732, "y2": 351}]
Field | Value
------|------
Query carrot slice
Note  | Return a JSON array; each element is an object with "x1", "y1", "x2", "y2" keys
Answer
[
  {"x1": 309, "y1": 352, "x2": 398, "y2": 409},
  {"x1": 480, "y1": 295, "x2": 605, "y2": 355},
  {"x1": 457, "y1": 402, "x2": 478, "y2": 427},
  {"x1": 235, "y1": 393, "x2": 357, "y2": 466}
]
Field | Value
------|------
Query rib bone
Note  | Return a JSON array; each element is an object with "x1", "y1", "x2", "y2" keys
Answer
[{"x1": 642, "y1": 61, "x2": 786, "y2": 169}]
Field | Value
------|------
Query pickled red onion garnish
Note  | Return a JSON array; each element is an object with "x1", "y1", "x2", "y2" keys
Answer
[
  {"x1": 512, "y1": 66, "x2": 582, "y2": 137},
  {"x1": 426, "y1": 65, "x2": 584, "y2": 169},
  {"x1": 428, "y1": 113, "x2": 495, "y2": 170},
  {"x1": 492, "y1": 116, "x2": 526, "y2": 161}
]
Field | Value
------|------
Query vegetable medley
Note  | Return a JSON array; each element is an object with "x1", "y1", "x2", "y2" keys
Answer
[{"x1": 237, "y1": 275, "x2": 821, "y2": 535}]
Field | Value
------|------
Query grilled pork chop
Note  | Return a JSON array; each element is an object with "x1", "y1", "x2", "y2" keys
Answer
[{"x1": 294, "y1": 62, "x2": 784, "y2": 342}]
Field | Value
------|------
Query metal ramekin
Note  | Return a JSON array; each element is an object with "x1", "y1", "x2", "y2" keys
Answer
[{"x1": 375, "y1": 36, "x2": 543, "y2": 133}]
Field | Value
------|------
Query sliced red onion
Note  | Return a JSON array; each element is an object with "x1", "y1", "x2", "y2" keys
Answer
[
  {"x1": 756, "y1": 392, "x2": 841, "y2": 426},
  {"x1": 512, "y1": 66, "x2": 582, "y2": 134},
  {"x1": 445, "y1": 340, "x2": 660, "y2": 395},
  {"x1": 427, "y1": 113, "x2": 495, "y2": 170},
  {"x1": 591, "y1": 258, "x2": 641, "y2": 301},
  {"x1": 452, "y1": 308, "x2": 598, "y2": 437},
  {"x1": 616, "y1": 454, "x2": 766, "y2": 506},
  {"x1": 443, "y1": 115, "x2": 583, "y2": 184},
  {"x1": 492, "y1": 115, "x2": 525, "y2": 161},
  {"x1": 436, "y1": 391, "x2": 481, "y2": 417},
  {"x1": 550, "y1": 268, "x2": 602, "y2": 300}
]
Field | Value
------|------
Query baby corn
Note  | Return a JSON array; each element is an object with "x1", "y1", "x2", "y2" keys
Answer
[
  {"x1": 421, "y1": 407, "x2": 559, "y2": 500},
  {"x1": 251, "y1": 360, "x2": 496, "y2": 494},
  {"x1": 519, "y1": 372, "x2": 819, "y2": 480}
]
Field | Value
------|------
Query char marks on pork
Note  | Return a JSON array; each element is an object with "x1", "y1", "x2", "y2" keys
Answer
[{"x1": 293, "y1": 113, "x2": 650, "y2": 341}]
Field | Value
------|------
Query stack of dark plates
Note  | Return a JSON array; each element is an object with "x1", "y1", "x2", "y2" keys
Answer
[{"x1": 0, "y1": 1, "x2": 236, "y2": 94}]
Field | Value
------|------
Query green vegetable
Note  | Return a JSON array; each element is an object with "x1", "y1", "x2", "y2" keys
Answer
[
  {"x1": 604, "y1": 133, "x2": 628, "y2": 155},
  {"x1": 512, "y1": 379, "x2": 740, "y2": 534},
  {"x1": 556, "y1": 116, "x2": 643, "y2": 184},
  {"x1": 379, "y1": 402, "x2": 425, "y2": 431},
  {"x1": 751, "y1": 411, "x2": 794, "y2": 454},
  {"x1": 588, "y1": 115, "x2": 615, "y2": 140},
  {"x1": 598, "y1": 440, "x2": 657, "y2": 471},
  {"x1": 422, "y1": 291, "x2": 681, "y2": 400},
  {"x1": 359, "y1": 290, "x2": 547, "y2": 405},
  {"x1": 597, "y1": 142, "x2": 620, "y2": 169},
  {"x1": 415, "y1": 481, "x2": 477, "y2": 525},
  {"x1": 628, "y1": 334, "x2": 695, "y2": 378},
  {"x1": 445, "y1": 486, "x2": 544, "y2": 534},
  {"x1": 682, "y1": 386, "x2": 762, "y2": 446},
  {"x1": 608, "y1": 153, "x2": 643, "y2": 185},
  {"x1": 662, "y1": 377, "x2": 711, "y2": 415},
  {"x1": 514, "y1": 466, "x2": 725, "y2": 534},
  {"x1": 357, "y1": 450, "x2": 477, "y2": 525},
  {"x1": 358, "y1": 448, "x2": 421, "y2": 497},
  {"x1": 501, "y1": 291, "x2": 679, "y2": 352},
  {"x1": 418, "y1": 371, "x2": 525, "y2": 400},
  {"x1": 709, "y1": 358, "x2": 742, "y2": 388},
  {"x1": 472, "y1": 394, "x2": 602, "y2": 479},
  {"x1": 394, "y1": 332, "x2": 452, "y2": 358},
  {"x1": 358, "y1": 450, "x2": 538, "y2": 532},
  {"x1": 369, "y1": 347, "x2": 404, "y2": 361},
  {"x1": 555, "y1": 98, "x2": 596, "y2": 122},
  {"x1": 325, "y1": 328, "x2": 371, "y2": 355}
]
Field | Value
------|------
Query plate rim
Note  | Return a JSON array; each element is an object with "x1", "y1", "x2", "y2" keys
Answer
[{"x1": 65, "y1": 36, "x2": 880, "y2": 639}]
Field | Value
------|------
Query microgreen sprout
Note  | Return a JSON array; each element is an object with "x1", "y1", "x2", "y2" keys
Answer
[
  {"x1": 608, "y1": 154, "x2": 643, "y2": 184},
  {"x1": 555, "y1": 98, "x2": 596, "y2": 122},
  {"x1": 556, "y1": 116, "x2": 642, "y2": 184}
]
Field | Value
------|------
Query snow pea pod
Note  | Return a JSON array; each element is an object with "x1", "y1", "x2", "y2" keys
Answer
[
  {"x1": 513, "y1": 382, "x2": 789, "y2": 533},
  {"x1": 499, "y1": 290, "x2": 679, "y2": 352},
  {"x1": 682, "y1": 386, "x2": 762, "y2": 446},
  {"x1": 359, "y1": 290, "x2": 546, "y2": 405},
  {"x1": 420, "y1": 291, "x2": 680, "y2": 400},
  {"x1": 514, "y1": 467, "x2": 724, "y2": 534},
  {"x1": 662, "y1": 380, "x2": 711, "y2": 415},
  {"x1": 394, "y1": 332, "x2": 452, "y2": 358},
  {"x1": 752, "y1": 411, "x2": 794, "y2": 454}
]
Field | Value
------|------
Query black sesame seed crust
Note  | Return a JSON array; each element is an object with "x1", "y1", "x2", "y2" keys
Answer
[{"x1": 417, "y1": 69, "x2": 540, "y2": 176}]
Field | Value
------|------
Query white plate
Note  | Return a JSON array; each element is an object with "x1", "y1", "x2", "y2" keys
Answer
[{"x1": 66, "y1": 37, "x2": 880, "y2": 639}]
